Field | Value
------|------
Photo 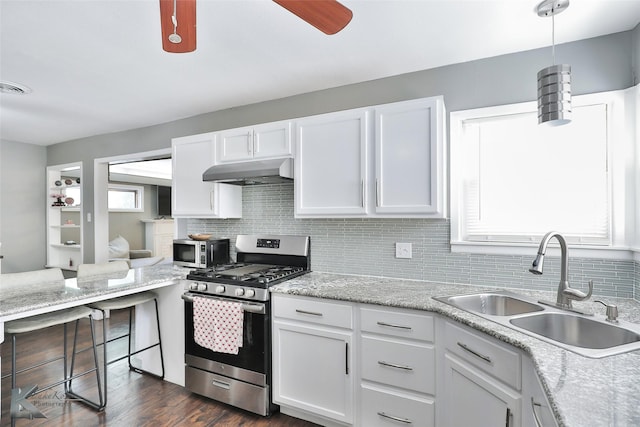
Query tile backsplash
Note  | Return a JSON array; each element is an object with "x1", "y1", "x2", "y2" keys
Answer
[{"x1": 188, "y1": 183, "x2": 639, "y2": 300}]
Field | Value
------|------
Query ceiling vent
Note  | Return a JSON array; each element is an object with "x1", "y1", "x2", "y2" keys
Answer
[{"x1": 0, "y1": 81, "x2": 32, "y2": 95}]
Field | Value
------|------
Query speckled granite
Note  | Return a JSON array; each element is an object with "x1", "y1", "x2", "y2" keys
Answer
[
  {"x1": 0, "y1": 264, "x2": 188, "y2": 321},
  {"x1": 271, "y1": 272, "x2": 640, "y2": 427}
]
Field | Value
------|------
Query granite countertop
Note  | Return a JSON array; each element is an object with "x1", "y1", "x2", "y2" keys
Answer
[
  {"x1": 0, "y1": 264, "x2": 188, "y2": 322},
  {"x1": 271, "y1": 271, "x2": 640, "y2": 427}
]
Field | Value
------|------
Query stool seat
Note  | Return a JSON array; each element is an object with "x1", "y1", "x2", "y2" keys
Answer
[
  {"x1": 89, "y1": 291, "x2": 158, "y2": 311},
  {"x1": 5, "y1": 306, "x2": 93, "y2": 334}
]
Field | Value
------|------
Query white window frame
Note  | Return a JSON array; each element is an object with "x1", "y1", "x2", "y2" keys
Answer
[
  {"x1": 450, "y1": 88, "x2": 637, "y2": 260},
  {"x1": 108, "y1": 183, "x2": 144, "y2": 213}
]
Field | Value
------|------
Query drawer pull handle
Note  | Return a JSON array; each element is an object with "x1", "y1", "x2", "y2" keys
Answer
[
  {"x1": 531, "y1": 398, "x2": 544, "y2": 427},
  {"x1": 377, "y1": 412, "x2": 412, "y2": 424},
  {"x1": 212, "y1": 379, "x2": 231, "y2": 390},
  {"x1": 378, "y1": 360, "x2": 413, "y2": 371},
  {"x1": 457, "y1": 342, "x2": 493, "y2": 364},
  {"x1": 377, "y1": 321, "x2": 412, "y2": 330},
  {"x1": 295, "y1": 309, "x2": 323, "y2": 317}
]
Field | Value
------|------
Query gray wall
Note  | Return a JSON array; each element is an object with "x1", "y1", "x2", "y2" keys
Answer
[
  {"x1": 47, "y1": 31, "x2": 635, "y2": 263},
  {"x1": 633, "y1": 23, "x2": 640, "y2": 85},
  {"x1": 0, "y1": 140, "x2": 47, "y2": 273},
  {"x1": 108, "y1": 183, "x2": 159, "y2": 250}
]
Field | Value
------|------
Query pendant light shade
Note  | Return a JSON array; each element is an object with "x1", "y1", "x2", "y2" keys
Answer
[
  {"x1": 537, "y1": 64, "x2": 571, "y2": 125},
  {"x1": 536, "y1": 0, "x2": 571, "y2": 126}
]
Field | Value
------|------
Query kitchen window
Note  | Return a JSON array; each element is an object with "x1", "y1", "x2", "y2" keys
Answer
[
  {"x1": 450, "y1": 89, "x2": 636, "y2": 258},
  {"x1": 108, "y1": 184, "x2": 144, "y2": 212}
]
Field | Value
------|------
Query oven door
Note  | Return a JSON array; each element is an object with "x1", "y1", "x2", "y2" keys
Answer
[{"x1": 182, "y1": 292, "x2": 270, "y2": 381}]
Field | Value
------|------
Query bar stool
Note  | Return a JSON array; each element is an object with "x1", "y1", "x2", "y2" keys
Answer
[
  {"x1": 77, "y1": 262, "x2": 165, "y2": 407},
  {"x1": 2, "y1": 268, "x2": 104, "y2": 425}
]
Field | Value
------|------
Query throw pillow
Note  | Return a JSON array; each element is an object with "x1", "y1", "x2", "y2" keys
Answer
[{"x1": 108, "y1": 235, "x2": 130, "y2": 259}]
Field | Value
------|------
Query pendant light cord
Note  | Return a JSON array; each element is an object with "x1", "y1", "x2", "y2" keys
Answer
[{"x1": 552, "y1": 12, "x2": 556, "y2": 65}]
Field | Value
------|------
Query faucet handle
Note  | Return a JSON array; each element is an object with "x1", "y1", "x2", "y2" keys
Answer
[
  {"x1": 563, "y1": 279, "x2": 593, "y2": 301},
  {"x1": 595, "y1": 300, "x2": 619, "y2": 323}
]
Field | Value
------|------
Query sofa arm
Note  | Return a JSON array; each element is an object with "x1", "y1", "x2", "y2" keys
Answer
[{"x1": 129, "y1": 249, "x2": 152, "y2": 259}]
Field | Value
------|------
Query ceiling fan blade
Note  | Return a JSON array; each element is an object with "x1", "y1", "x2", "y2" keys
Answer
[
  {"x1": 273, "y1": 0, "x2": 353, "y2": 35},
  {"x1": 159, "y1": 0, "x2": 197, "y2": 53}
]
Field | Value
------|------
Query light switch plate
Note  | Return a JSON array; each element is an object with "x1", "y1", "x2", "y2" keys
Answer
[{"x1": 395, "y1": 242, "x2": 412, "y2": 259}]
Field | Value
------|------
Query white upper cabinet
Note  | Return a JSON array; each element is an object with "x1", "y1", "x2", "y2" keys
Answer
[
  {"x1": 375, "y1": 97, "x2": 445, "y2": 216},
  {"x1": 294, "y1": 109, "x2": 369, "y2": 216},
  {"x1": 217, "y1": 120, "x2": 292, "y2": 163},
  {"x1": 294, "y1": 96, "x2": 446, "y2": 218},
  {"x1": 172, "y1": 133, "x2": 242, "y2": 218}
]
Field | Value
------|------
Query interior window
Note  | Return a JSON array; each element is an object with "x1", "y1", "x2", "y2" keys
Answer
[{"x1": 108, "y1": 184, "x2": 144, "y2": 212}]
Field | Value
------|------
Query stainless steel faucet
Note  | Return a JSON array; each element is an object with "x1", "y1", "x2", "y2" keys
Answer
[{"x1": 529, "y1": 231, "x2": 593, "y2": 310}]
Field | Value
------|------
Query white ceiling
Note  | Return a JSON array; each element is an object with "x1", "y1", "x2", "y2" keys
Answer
[{"x1": 1, "y1": 0, "x2": 639, "y2": 146}]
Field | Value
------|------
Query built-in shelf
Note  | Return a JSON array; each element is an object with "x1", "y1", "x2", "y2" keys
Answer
[
  {"x1": 50, "y1": 243, "x2": 81, "y2": 249},
  {"x1": 47, "y1": 162, "x2": 83, "y2": 270}
]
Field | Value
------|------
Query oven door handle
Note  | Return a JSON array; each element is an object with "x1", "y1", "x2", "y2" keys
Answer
[{"x1": 182, "y1": 292, "x2": 266, "y2": 315}]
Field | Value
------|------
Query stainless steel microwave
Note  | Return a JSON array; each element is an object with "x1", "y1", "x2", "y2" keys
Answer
[{"x1": 173, "y1": 238, "x2": 230, "y2": 268}]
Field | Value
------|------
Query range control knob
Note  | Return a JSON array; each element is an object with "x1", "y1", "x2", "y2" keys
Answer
[
  {"x1": 245, "y1": 289, "x2": 256, "y2": 298},
  {"x1": 189, "y1": 282, "x2": 199, "y2": 291},
  {"x1": 235, "y1": 288, "x2": 245, "y2": 297},
  {"x1": 197, "y1": 283, "x2": 208, "y2": 292},
  {"x1": 215, "y1": 285, "x2": 226, "y2": 294}
]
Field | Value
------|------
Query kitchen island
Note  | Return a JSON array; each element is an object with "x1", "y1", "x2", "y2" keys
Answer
[
  {"x1": 0, "y1": 264, "x2": 189, "y2": 420},
  {"x1": 271, "y1": 272, "x2": 640, "y2": 427}
]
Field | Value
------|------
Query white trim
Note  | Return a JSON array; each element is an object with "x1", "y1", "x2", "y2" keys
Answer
[
  {"x1": 94, "y1": 148, "x2": 171, "y2": 263},
  {"x1": 451, "y1": 241, "x2": 635, "y2": 260}
]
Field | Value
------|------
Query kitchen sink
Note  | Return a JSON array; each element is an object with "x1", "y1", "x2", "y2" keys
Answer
[
  {"x1": 510, "y1": 312, "x2": 640, "y2": 349},
  {"x1": 434, "y1": 290, "x2": 640, "y2": 358},
  {"x1": 437, "y1": 291, "x2": 544, "y2": 316}
]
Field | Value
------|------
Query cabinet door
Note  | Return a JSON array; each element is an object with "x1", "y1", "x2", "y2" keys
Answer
[
  {"x1": 375, "y1": 97, "x2": 445, "y2": 216},
  {"x1": 218, "y1": 127, "x2": 254, "y2": 163},
  {"x1": 218, "y1": 121, "x2": 292, "y2": 163},
  {"x1": 295, "y1": 109, "x2": 369, "y2": 216},
  {"x1": 172, "y1": 133, "x2": 242, "y2": 217},
  {"x1": 273, "y1": 321, "x2": 353, "y2": 424},
  {"x1": 253, "y1": 120, "x2": 292, "y2": 159},
  {"x1": 522, "y1": 357, "x2": 558, "y2": 427},
  {"x1": 443, "y1": 354, "x2": 522, "y2": 427}
]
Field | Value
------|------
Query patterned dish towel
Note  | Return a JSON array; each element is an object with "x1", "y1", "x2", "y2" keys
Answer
[{"x1": 193, "y1": 296, "x2": 244, "y2": 354}]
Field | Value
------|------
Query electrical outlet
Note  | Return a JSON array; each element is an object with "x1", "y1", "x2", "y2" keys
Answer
[{"x1": 395, "y1": 242, "x2": 412, "y2": 259}]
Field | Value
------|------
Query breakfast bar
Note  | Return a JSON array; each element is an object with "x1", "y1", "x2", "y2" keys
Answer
[{"x1": 0, "y1": 264, "x2": 188, "y2": 420}]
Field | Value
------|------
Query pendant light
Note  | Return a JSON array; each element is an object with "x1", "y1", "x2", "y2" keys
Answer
[{"x1": 536, "y1": 0, "x2": 571, "y2": 126}]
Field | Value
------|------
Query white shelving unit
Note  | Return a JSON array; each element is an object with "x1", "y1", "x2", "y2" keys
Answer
[{"x1": 46, "y1": 162, "x2": 83, "y2": 271}]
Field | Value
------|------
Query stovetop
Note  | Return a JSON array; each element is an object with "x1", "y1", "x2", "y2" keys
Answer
[{"x1": 186, "y1": 262, "x2": 307, "y2": 288}]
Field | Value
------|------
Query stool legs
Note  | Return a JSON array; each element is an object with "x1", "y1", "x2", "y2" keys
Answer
[
  {"x1": 67, "y1": 316, "x2": 105, "y2": 410},
  {"x1": 9, "y1": 317, "x2": 104, "y2": 426},
  {"x1": 93, "y1": 298, "x2": 165, "y2": 408}
]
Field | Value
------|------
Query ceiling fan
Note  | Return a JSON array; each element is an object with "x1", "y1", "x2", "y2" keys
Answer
[{"x1": 159, "y1": 0, "x2": 353, "y2": 53}]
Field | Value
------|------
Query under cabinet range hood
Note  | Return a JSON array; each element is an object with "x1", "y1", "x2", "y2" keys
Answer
[{"x1": 202, "y1": 157, "x2": 293, "y2": 185}]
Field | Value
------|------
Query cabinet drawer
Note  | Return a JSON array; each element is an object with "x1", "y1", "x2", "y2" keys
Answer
[
  {"x1": 273, "y1": 294, "x2": 352, "y2": 329},
  {"x1": 361, "y1": 336, "x2": 435, "y2": 394},
  {"x1": 445, "y1": 321, "x2": 521, "y2": 390},
  {"x1": 361, "y1": 384, "x2": 435, "y2": 427},
  {"x1": 360, "y1": 306, "x2": 434, "y2": 342}
]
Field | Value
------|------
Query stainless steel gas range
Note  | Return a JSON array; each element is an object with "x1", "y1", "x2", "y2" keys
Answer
[{"x1": 181, "y1": 234, "x2": 310, "y2": 416}]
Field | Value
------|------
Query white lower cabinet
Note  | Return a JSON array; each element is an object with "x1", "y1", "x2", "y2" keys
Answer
[
  {"x1": 522, "y1": 357, "x2": 558, "y2": 427},
  {"x1": 441, "y1": 320, "x2": 524, "y2": 427},
  {"x1": 272, "y1": 296, "x2": 559, "y2": 427},
  {"x1": 443, "y1": 354, "x2": 522, "y2": 427},
  {"x1": 361, "y1": 384, "x2": 435, "y2": 427},
  {"x1": 359, "y1": 306, "x2": 436, "y2": 427},
  {"x1": 272, "y1": 294, "x2": 354, "y2": 425}
]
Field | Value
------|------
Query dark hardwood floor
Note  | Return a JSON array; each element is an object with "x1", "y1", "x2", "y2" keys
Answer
[{"x1": 1, "y1": 310, "x2": 318, "y2": 426}]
